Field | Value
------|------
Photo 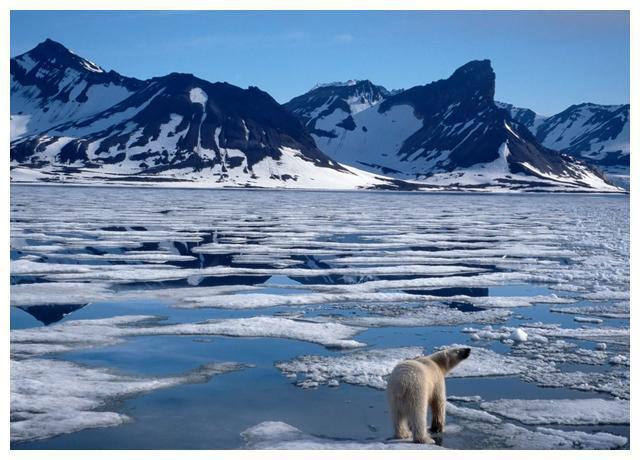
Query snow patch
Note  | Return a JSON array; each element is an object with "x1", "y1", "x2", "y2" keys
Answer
[{"x1": 189, "y1": 87, "x2": 208, "y2": 106}]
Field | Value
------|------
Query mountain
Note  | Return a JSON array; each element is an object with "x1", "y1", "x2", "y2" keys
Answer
[
  {"x1": 10, "y1": 40, "x2": 408, "y2": 190},
  {"x1": 285, "y1": 80, "x2": 391, "y2": 138},
  {"x1": 495, "y1": 102, "x2": 548, "y2": 134},
  {"x1": 535, "y1": 103, "x2": 629, "y2": 173},
  {"x1": 10, "y1": 39, "x2": 145, "y2": 140},
  {"x1": 286, "y1": 61, "x2": 620, "y2": 192},
  {"x1": 495, "y1": 102, "x2": 629, "y2": 189},
  {"x1": 10, "y1": 40, "x2": 622, "y2": 192}
]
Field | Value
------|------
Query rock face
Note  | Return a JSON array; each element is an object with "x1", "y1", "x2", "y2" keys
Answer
[
  {"x1": 10, "y1": 40, "x2": 405, "y2": 189},
  {"x1": 285, "y1": 60, "x2": 620, "y2": 191}
]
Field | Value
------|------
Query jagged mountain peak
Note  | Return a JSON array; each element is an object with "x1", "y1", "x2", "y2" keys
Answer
[
  {"x1": 449, "y1": 59, "x2": 494, "y2": 81},
  {"x1": 384, "y1": 59, "x2": 496, "y2": 115},
  {"x1": 291, "y1": 78, "x2": 390, "y2": 107},
  {"x1": 15, "y1": 38, "x2": 106, "y2": 74},
  {"x1": 284, "y1": 79, "x2": 391, "y2": 139},
  {"x1": 312, "y1": 79, "x2": 363, "y2": 90},
  {"x1": 10, "y1": 38, "x2": 145, "y2": 141},
  {"x1": 308, "y1": 79, "x2": 388, "y2": 94}
]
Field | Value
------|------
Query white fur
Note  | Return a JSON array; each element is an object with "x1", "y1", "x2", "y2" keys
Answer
[{"x1": 386, "y1": 347, "x2": 470, "y2": 443}]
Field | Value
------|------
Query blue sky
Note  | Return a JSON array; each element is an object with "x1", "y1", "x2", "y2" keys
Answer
[{"x1": 10, "y1": 10, "x2": 629, "y2": 115}]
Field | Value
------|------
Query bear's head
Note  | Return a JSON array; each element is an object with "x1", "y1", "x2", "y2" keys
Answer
[{"x1": 427, "y1": 347, "x2": 471, "y2": 374}]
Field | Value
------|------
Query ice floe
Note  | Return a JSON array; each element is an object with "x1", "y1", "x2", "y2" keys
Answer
[
  {"x1": 276, "y1": 347, "x2": 423, "y2": 389},
  {"x1": 139, "y1": 316, "x2": 366, "y2": 349},
  {"x1": 11, "y1": 315, "x2": 366, "y2": 358},
  {"x1": 11, "y1": 359, "x2": 245, "y2": 443},
  {"x1": 522, "y1": 369, "x2": 630, "y2": 399},
  {"x1": 240, "y1": 420, "x2": 627, "y2": 450},
  {"x1": 241, "y1": 421, "x2": 441, "y2": 449},
  {"x1": 470, "y1": 422, "x2": 627, "y2": 449},
  {"x1": 276, "y1": 345, "x2": 555, "y2": 390},
  {"x1": 480, "y1": 398, "x2": 629, "y2": 425},
  {"x1": 337, "y1": 306, "x2": 511, "y2": 328},
  {"x1": 446, "y1": 402, "x2": 501, "y2": 423},
  {"x1": 10, "y1": 282, "x2": 115, "y2": 307},
  {"x1": 550, "y1": 304, "x2": 629, "y2": 319}
]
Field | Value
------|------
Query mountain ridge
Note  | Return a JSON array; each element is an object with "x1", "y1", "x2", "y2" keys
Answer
[
  {"x1": 10, "y1": 39, "x2": 623, "y2": 192},
  {"x1": 285, "y1": 59, "x2": 620, "y2": 192}
]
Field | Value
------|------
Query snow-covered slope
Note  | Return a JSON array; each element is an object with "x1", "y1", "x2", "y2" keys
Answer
[
  {"x1": 10, "y1": 39, "x2": 144, "y2": 140},
  {"x1": 10, "y1": 41, "x2": 411, "y2": 190},
  {"x1": 534, "y1": 103, "x2": 630, "y2": 173},
  {"x1": 285, "y1": 80, "x2": 391, "y2": 139},
  {"x1": 287, "y1": 61, "x2": 620, "y2": 192},
  {"x1": 496, "y1": 101, "x2": 629, "y2": 176}
]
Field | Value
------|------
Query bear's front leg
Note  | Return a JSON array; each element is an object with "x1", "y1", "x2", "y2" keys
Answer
[{"x1": 429, "y1": 391, "x2": 446, "y2": 433}]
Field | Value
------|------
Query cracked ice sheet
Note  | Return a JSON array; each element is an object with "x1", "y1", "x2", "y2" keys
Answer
[
  {"x1": 461, "y1": 328, "x2": 629, "y2": 398},
  {"x1": 301, "y1": 272, "x2": 557, "y2": 293},
  {"x1": 10, "y1": 280, "x2": 571, "y2": 313},
  {"x1": 240, "y1": 420, "x2": 627, "y2": 450},
  {"x1": 11, "y1": 358, "x2": 245, "y2": 443},
  {"x1": 10, "y1": 283, "x2": 262, "y2": 308},
  {"x1": 463, "y1": 422, "x2": 627, "y2": 449},
  {"x1": 523, "y1": 369, "x2": 630, "y2": 399},
  {"x1": 337, "y1": 306, "x2": 512, "y2": 328},
  {"x1": 14, "y1": 259, "x2": 557, "y2": 289},
  {"x1": 465, "y1": 324, "x2": 630, "y2": 346},
  {"x1": 550, "y1": 304, "x2": 630, "y2": 319},
  {"x1": 276, "y1": 346, "x2": 553, "y2": 390},
  {"x1": 164, "y1": 290, "x2": 571, "y2": 310},
  {"x1": 521, "y1": 325, "x2": 630, "y2": 346},
  {"x1": 241, "y1": 421, "x2": 442, "y2": 450},
  {"x1": 480, "y1": 399, "x2": 629, "y2": 425},
  {"x1": 276, "y1": 343, "x2": 629, "y2": 399},
  {"x1": 277, "y1": 347, "x2": 424, "y2": 389},
  {"x1": 10, "y1": 315, "x2": 366, "y2": 358},
  {"x1": 38, "y1": 263, "x2": 488, "y2": 283},
  {"x1": 55, "y1": 252, "x2": 197, "y2": 263},
  {"x1": 10, "y1": 282, "x2": 115, "y2": 307}
]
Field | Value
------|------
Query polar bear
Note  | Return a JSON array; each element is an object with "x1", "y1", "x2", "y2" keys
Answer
[{"x1": 386, "y1": 347, "x2": 471, "y2": 444}]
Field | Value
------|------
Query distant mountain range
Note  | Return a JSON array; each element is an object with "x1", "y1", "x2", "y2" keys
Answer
[
  {"x1": 10, "y1": 39, "x2": 626, "y2": 192},
  {"x1": 497, "y1": 102, "x2": 629, "y2": 174}
]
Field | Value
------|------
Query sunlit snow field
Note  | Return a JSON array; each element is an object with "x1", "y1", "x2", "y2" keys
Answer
[{"x1": 10, "y1": 185, "x2": 630, "y2": 449}]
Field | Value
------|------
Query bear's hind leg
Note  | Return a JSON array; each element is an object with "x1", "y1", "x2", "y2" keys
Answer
[
  {"x1": 392, "y1": 406, "x2": 411, "y2": 439},
  {"x1": 429, "y1": 391, "x2": 446, "y2": 433},
  {"x1": 409, "y1": 401, "x2": 434, "y2": 444}
]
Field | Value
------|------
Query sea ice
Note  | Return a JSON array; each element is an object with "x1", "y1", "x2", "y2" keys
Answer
[
  {"x1": 240, "y1": 420, "x2": 627, "y2": 450},
  {"x1": 276, "y1": 347, "x2": 423, "y2": 389},
  {"x1": 510, "y1": 328, "x2": 528, "y2": 342},
  {"x1": 276, "y1": 345, "x2": 556, "y2": 390},
  {"x1": 241, "y1": 421, "x2": 441, "y2": 450},
  {"x1": 11, "y1": 315, "x2": 367, "y2": 358},
  {"x1": 480, "y1": 398, "x2": 629, "y2": 425},
  {"x1": 11, "y1": 359, "x2": 245, "y2": 443},
  {"x1": 10, "y1": 282, "x2": 115, "y2": 307}
]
